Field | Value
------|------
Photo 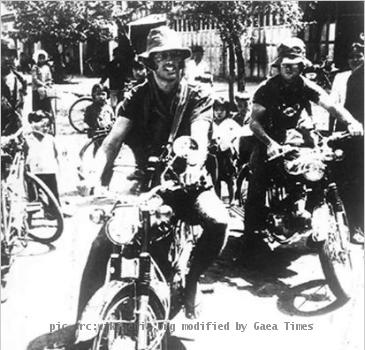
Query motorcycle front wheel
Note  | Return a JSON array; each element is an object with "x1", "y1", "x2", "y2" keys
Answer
[
  {"x1": 318, "y1": 202, "x2": 353, "y2": 301},
  {"x1": 92, "y1": 286, "x2": 168, "y2": 350}
]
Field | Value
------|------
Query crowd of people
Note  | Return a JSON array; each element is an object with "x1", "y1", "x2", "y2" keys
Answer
[{"x1": 1, "y1": 26, "x2": 364, "y2": 325}]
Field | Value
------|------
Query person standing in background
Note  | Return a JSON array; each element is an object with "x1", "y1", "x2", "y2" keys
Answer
[
  {"x1": 334, "y1": 41, "x2": 364, "y2": 244},
  {"x1": 331, "y1": 43, "x2": 364, "y2": 107},
  {"x1": 184, "y1": 45, "x2": 212, "y2": 86},
  {"x1": 1, "y1": 45, "x2": 27, "y2": 135},
  {"x1": 31, "y1": 50, "x2": 53, "y2": 113},
  {"x1": 26, "y1": 110, "x2": 60, "y2": 206},
  {"x1": 100, "y1": 47, "x2": 130, "y2": 109}
]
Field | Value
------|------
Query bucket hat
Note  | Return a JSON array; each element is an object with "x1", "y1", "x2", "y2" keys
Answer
[
  {"x1": 139, "y1": 26, "x2": 191, "y2": 60},
  {"x1": 271, "y1": 37, "x2": 312, "y2": 68}
]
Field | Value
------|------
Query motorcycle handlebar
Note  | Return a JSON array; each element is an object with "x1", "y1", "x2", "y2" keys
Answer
[
  {"x1": 267, "y1": 145, "x2": 298, "y2": 162},
  {"x1": 267, "y1": 131, "x2": 352, "y2": 162},
  {"x1": 327, "y1": 131, "x2": 351, "y2": 142}
]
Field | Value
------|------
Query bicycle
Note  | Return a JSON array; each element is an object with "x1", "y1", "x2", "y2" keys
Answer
[
  {"x1": 1, "y1": 129, "x2": 64, "y2": 299},
  {"x1": 68, "y1": 96, "x2": 93, "y2": 134},
  {"x1": 77, "y1": 128, "x2": 110, "y2": 181}
]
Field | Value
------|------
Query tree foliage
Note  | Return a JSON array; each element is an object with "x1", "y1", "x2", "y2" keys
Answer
[{"x1": 5, "y1": 1, "x2": 115, "y2": 45}]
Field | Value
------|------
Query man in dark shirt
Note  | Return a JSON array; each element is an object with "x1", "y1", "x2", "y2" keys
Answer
[
  {"x1": 336, "y1": 43, "x2": 364, "y2": 243},
  {"x1": 1, "y1": 54, "x2": 27, "y2": 135},
  {"x1": 244, "y1": 37, "x2": 363, "y2": 252},
  {"x1": 100, "y1": 47, "x2": 130, "y2": 109},
  {"x1": 78, "y1": 26, "x2": 229, "y2": 320}
]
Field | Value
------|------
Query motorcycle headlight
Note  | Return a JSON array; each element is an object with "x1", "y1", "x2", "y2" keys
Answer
[
  {"x1": 105, "y1": 206, "x2": 139, "y2": 246},
  {"x1": 303, "y1": 162, "x2": 325, "y2": 182}
]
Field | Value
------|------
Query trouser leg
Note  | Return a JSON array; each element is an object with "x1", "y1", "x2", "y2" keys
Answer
[
  {"x1": 184, "y1": 190, "x2": 229, "y2": 315},
  {"x1": 76, "y1": 226, "x2": 113, "y2": 321},
  {"x1": 35, "y1": 173, "x2": 60, "y2": 204},
  {"x1": 244, "y1": 149, "x2": 267, "y2": 238}
]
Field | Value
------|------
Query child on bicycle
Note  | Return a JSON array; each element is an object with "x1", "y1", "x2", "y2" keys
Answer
[
  {"x1": 84, "y1": 84, "x2": 115, "y2": 134},
  {"x1": 26, "y1": 110, "x2": 60, "y2": 205}
]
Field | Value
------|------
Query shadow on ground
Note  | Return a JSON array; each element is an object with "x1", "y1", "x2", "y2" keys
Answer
[{"x1": 200, "y1": 236, "x2": 347, "y2": 316}]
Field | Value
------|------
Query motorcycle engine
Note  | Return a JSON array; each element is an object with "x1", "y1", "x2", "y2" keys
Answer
[{"x1": 266, "y1": 197, "x2": 312, "y2": 242}]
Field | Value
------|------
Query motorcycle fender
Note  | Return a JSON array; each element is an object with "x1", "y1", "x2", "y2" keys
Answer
[{"x1": 75, "y1": 280, "x2": 135, "y2": 343}]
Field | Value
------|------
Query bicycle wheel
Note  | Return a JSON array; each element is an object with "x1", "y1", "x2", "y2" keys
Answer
[
  {"x1": 25, "y1": 172, "x2": 64, "y2": 244},
  {"x1": 78, "y1": 135, "x2": 105, "y2": 180},
  {"x1": 68, "y1": 97, "x2": 93, "y2": 133}
]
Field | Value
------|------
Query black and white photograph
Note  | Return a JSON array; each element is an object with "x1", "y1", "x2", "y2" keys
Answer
[{"x1": 1, "y1": 1, "x2": 364, "y2": 350}]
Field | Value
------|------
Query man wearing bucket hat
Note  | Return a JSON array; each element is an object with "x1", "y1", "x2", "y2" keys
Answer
[
  {"x1": 243, "y1": 37, "x2": 363, "y2": 254},
  {"x1": 77, "y1": 26, "x2": 228, "y2": 320}
]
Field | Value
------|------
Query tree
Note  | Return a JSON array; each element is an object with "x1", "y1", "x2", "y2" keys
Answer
[{"x1": 6, "y1": 1, "x2": 115, "y2": 82}]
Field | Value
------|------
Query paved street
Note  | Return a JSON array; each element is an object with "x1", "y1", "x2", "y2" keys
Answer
[{"x1": 1, "y1": 77, "x2": 364, "y2": 350}]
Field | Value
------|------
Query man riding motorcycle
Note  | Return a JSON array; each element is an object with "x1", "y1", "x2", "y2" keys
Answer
[
  {"x1": 244, "y1": 37, "x2": 363, "y2": 254},
  {"x1": 78, "y1": 26, "x2": 229, "y2": 320}
]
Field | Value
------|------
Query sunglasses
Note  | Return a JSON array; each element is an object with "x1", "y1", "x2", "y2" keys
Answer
[
  {"x1": 280, "y1": 63, "x2": 300, "y2": 69},
  {"x1": 152, "y1": 51, "x2": 185, "y2": 62}
]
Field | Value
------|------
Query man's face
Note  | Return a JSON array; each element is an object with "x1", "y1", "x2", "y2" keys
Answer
[
  {"x1": 348, "y1": 53, "x2": 364, "y2": 71},
  {"x1": 280, "y1": 62, "x2": 301, "y2": 83},
  {"x1": 152, "y1": 50, "x2": 184, "y2": 82}
]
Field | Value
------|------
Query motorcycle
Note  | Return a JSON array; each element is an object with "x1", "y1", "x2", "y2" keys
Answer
[
  {"x1": 239, "y1": 128, "x2": 354, "y2": 301},
  {"x1": 76, "y1": 136, "x2": 205, "y2": 350}
]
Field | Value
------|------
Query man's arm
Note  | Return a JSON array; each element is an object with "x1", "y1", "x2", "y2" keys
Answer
[
  {"x1": 89, "y1": 116, "x2": 132, "y2": 187},
  {"x1": 317, "y1": 93, "x2": 363, "y2": 135},
  {"x1": 250, "y1": 103, "x2": 282, "y2": 157}
]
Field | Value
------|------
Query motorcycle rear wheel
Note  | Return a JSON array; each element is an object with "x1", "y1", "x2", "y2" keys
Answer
[
  {"x1": 318, "y1": 203, "x2": 352, "y2": 301},
  {"x1": 92, "y1": 286, "x2": 168, "y2": 350}
]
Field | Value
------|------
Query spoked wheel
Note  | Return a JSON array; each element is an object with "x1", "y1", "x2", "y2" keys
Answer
[
  {"x1": 68, "y1": 97, "x2": 93, "y2": 133},
  {"x1": 78, "y1": 135, "x2": 105, "y2": 180},
  {"x1": 93, "y1": 286, "x2": 167, "y2": 350},
  {"x1": 24, "y1": 172, "x2": 64, "y2": 244},
  {"x1": 318, "y1": 201, "x2": 353, "y2": 301}
]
